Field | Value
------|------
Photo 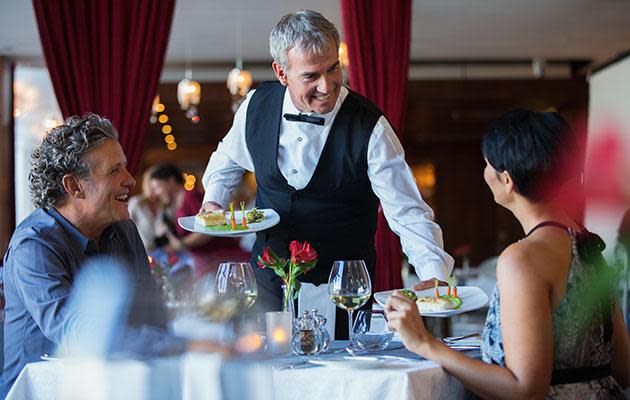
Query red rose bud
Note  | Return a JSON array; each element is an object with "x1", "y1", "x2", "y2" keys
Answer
[
  {"x1": 257, "y1": 259, "x2": 266, "y2": 269},
  {"x1": 261, "y1": 247, "x2": 277, "y2": 265},
  {"x1": 289, "y1": 240, "x2": 301, "y2": 257}
]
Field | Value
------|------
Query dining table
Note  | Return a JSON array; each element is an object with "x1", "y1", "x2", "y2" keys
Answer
[{"x1": 5, "y1": 341, "x2": 474, "y2": 400}]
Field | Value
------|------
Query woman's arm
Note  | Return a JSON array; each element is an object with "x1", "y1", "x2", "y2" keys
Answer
[{"x1": 386, "y1": 244, "x2": 555, "y2": 400}]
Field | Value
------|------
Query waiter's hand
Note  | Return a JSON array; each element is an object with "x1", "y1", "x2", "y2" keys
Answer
[
  {"x1": 412, "y1": 278, "x2": 448, "y2": 291},
  {"x1": 199, "y1": 201, "x2": 222, "y2": 214}
]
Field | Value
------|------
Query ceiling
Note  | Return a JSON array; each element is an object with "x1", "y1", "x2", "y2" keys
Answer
[{"x1": 1, "y1": 0, "x2": 629, "y2": 66}]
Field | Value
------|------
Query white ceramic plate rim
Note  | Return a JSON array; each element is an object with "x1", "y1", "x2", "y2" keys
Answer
[
  {"x1": 374, "y1": 286, "x2": 489, "y2": 317},
  {"x1": 177, "y1": 208, "x2": 280, "y2": 237}
]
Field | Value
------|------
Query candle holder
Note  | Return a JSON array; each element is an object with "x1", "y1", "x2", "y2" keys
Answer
[{"x1": 265, "y1": 311, "x2": 292, "y2": 354}]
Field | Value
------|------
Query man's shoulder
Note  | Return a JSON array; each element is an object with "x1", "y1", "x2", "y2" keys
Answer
[
  {"x1": 249, "y1": 81, "x2": 285, "y2": 103},
  {"x1": 343, "y1": 87, "x2": 383, "y2": 117},
  {"x1": 10, "y1": 208, "x2": 63, "y2": 247}
]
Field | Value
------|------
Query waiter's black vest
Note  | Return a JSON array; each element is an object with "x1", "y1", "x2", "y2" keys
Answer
[{"x1": 246, "y1": 81, "x2": 381, "y2": 285}]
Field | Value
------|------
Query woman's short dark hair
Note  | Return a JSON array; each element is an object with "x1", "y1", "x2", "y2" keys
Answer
[
  {"x1": 481, "y1": 109, "x2": 579, "y2": 202},
  {"x1": 29, "y1": 114, "x2": 118, "y2": 208},
  {"x1": 149, "y1": 163, "x2": 184, "y2": 184}
]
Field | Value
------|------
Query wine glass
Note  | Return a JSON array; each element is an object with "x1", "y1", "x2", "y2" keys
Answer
[
  {"x1": 328, "y1": 260, "x2": 372, "y2": 347},
  {"x1": 351, "y1": 310, "x2": 394, "y2": 351},
  {"x1": 216, "y1": 262, "x2": 258, "y2": 311}
]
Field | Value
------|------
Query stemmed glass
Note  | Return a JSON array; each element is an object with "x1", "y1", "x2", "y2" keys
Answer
[
  {"x1": 216, "y1": 262, "x2": 258, "y2": 312},
  {"x1": 328, "y1": 260, "x2": 372, "y2": 347}
]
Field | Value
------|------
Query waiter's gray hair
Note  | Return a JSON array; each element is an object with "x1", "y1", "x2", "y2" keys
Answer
[
  {"x1": 269, "y1": 9, "x2": 340, "y2": 69},
  {"x1": 29, "y1": 113, "x2": 118, "y2": 208}
]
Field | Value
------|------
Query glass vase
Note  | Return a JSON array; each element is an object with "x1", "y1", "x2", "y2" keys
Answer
[{"x1": 281, "y1": 283, "x2": 295, "y2": 318}]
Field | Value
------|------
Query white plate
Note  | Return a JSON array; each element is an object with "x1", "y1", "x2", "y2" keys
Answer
[
  {"x1": 374, "y1": 286, "x2": 489, "y2": 317},
  {"x1": 308, "y1": 356, "x2": 385, "y2": 370},
  {"x1": 178, "y1": 209, "x2": 280, "y2": 237}
]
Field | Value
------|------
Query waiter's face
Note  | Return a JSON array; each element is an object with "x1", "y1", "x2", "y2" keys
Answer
[{"x1": 272, "y1": 43, "x2": 342, "y2": 115}]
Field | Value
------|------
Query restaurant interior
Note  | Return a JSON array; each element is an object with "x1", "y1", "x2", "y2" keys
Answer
[{"x1": 0, "y1": 1, "x2": 629, "y2": 399}]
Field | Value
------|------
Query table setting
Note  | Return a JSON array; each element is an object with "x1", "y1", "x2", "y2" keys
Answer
[{"x1": 6, "y1": 229, "x2": 484, "y2": 400}]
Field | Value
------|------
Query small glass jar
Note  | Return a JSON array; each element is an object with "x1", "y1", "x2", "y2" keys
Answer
[
  {"x1": 310, "y1": 308, "x2": 331, "y2": 352},
  {"x1": 291, "y1": 311, "x2": 323, "y2": 355}
]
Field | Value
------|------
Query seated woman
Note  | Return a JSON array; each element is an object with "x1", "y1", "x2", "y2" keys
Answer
[{"x1": 385, "y1": 109, "x2": 629, "y2": 399}]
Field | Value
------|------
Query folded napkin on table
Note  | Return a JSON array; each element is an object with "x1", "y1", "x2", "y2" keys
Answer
[{"x1": 298, "y1": 283, "x2": 336, "y2": 339}]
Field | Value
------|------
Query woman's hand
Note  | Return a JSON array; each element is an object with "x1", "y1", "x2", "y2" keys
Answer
[{"x1": 385, "y1": 291, "x2": 438, "y2": 357}]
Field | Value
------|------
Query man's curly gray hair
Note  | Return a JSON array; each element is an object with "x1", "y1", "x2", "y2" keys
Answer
[
  {"x1": 29, "y1": 113, "x2": 118, "y2": 208},
  {"x1": 269, "y1": 9, "x2": 340, "y2": 69}
]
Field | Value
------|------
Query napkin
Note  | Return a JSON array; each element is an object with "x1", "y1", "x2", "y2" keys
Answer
[{"x1": 298, "y1": 283, "x2": 336, "y2": 339}]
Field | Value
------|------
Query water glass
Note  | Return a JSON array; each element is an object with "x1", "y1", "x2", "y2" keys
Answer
[{"x1": 351, "y1": 310, "x2": 394, "y2": 351}]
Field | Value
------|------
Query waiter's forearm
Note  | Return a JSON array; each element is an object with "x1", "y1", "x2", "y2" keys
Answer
[{"x1": 201, "y1": 151, "x2": 246, "y2": 207}]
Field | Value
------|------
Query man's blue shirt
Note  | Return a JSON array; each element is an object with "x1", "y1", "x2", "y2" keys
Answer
[{"x1": 0, "y1": 208, "x2": 171, "y2": 397}]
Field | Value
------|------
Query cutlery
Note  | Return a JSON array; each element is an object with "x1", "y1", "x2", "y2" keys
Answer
[
  {"x1": 273, "y1": 361, "x2": 320, "y2": 370},
  {"x1": 442, "y1": 333, "x2": 480, "y2": 343}
]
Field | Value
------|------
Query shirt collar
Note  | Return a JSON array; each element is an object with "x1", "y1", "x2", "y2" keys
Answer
[
  {"x1": 48, "y1": 208, "x2": 116, "y2": 254},
  {"x1": 282, "y1": 86, "x2": 349, "y2": 127}
]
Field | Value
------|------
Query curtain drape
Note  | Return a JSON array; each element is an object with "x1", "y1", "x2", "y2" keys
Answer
[
  {"x1": 340, "y1": 0, "x2": 412, "y2": 292},
  {"x1": 33, "y1": 0, "x2": 175, "y2": 174}
]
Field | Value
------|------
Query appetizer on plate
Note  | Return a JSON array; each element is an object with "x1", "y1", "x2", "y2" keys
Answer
[
  {"x1": 246, "y1": 208, "x2": 265, "y2": 223},
  {"x1": 415, "y1": 278, "x2": 462, "y2": 313},
  {"x1": 194, "y1": 203, "x2": 267, "y2": 232},
  {"x1": 195, "y1": 210, "x2": 227, "y2": 227}
]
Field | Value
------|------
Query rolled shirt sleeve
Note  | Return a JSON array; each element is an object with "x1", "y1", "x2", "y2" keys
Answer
[{"x1": 367, "y1": 116, "x2": 454, "y2": 282}]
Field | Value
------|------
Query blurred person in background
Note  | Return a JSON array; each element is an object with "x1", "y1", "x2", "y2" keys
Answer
[
  {"x1": 128, "y1": 164, "x2": 170, "y2": 252},
  {"x1": 0, "y1": 115, "x2": 225, "y2": 397},
  {"x1": 149, "y1": 164, "x2": 249, "y2": 279},
  {"x1": 386, "y1": 109, "x2": 629, "y2": 399}
]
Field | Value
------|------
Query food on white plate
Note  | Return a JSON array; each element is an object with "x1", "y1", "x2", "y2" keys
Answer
[
  {"x1": 246, "y1": 208, "x2": 265, "y2": 223},
  {"x1": 416, "y1": 295, "x2": 461, "y2": 312},
  {"x1": 195, "y1": 210, "x2": 227, "y2": 227}
]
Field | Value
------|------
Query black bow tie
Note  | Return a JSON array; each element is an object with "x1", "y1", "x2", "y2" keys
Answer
[{"x1": 283, "y1": 113, "x2": 325, "y2": 126}]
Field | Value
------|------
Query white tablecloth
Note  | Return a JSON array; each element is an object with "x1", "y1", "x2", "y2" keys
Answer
[{"x1": 6, "y1": 345, "x2": 468, "y2": 400}]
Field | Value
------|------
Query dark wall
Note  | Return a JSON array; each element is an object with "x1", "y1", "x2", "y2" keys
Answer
[{"x1": 139, "y1": 78, "x2": 588, "y2": 265}]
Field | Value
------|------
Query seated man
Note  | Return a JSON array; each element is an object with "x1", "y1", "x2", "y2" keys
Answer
[{"x1": 0, "y1": 115, "x2": 217, "y2": 397}]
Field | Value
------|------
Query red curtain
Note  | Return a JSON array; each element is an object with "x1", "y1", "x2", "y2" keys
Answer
[
  {"x1": 340, "y1": 0, "x2": 411, "y2": 292},
  {"x1": 32, "y1": 0, "x2": 175, "y2": 175}
]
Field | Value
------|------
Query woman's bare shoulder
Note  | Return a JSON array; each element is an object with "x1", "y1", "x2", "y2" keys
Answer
[{"x1": 498, "y1": 232, "x2": 570, "y2": 283}]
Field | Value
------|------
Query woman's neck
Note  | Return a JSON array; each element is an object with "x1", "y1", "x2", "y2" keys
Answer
[{"x1": 510, "y1": 199, "x2": 577, "y2": 235}]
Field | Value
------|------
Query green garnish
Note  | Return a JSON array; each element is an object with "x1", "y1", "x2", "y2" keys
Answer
[
  {"x1": 400, "y1": 288, "x2": 418, "y2": 301},
  {"x1": 245, "y1": 208, "x2": 265, "y2": 223},
  {"x1": 205, "y1": 224, "x2": 249, "y2": 231},
  {"x1": 440, "y1": 295, "x2": 462, "y2": 309}
]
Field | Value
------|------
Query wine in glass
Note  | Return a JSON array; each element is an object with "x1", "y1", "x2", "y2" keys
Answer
[
  {"x1": 216, "y1": 262, "x2": 258, "y2": 311},
  {"x1": 328, "y1": 260, "x2": 372, "y2": 347}
]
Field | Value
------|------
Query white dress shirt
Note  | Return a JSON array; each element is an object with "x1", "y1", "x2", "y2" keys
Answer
[{"x1": 202, "y1": 86, "x2": 454, "y2": 281}]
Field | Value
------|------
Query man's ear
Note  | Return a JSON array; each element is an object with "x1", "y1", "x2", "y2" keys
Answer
[
  {"x1": 272, "y1": 61, "x2": 288, "y2": 86},
  {"x1": 61, "y1": 174, "x2": 84, "y2": 199}
]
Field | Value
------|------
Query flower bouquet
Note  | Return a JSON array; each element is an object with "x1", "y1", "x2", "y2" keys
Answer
[{"x1": 257, "y1": 240, "x2": 318, "y2": 313}]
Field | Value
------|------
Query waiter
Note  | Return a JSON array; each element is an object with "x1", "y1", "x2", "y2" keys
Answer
[{"x1": 201, "y1": 10, "x2": 453, "y2": 336}]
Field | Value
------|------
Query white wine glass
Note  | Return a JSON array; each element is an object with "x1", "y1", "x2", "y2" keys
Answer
[
  {"x1": 216, "y1": 262, "x2": 258, "y2": 311},
  {"x1": 328, "y1": 260, "x2": 372, "y2": 347}
]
